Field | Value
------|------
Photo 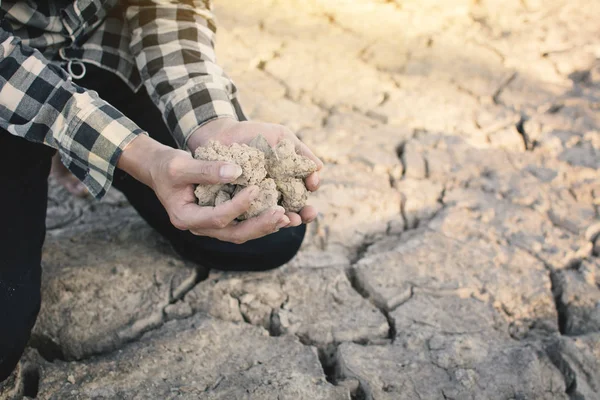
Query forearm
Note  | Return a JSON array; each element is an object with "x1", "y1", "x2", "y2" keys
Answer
[
  {"x1": 0, "y1": 28, "x2": 142, "y2": 198},
  {"x1": 125, "y1": 0, "x2": 242, "y2": 149}
]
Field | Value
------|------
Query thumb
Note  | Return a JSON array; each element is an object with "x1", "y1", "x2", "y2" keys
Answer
[{"x1": 176, "y1": 158, "x2": 242, "y2": 185}]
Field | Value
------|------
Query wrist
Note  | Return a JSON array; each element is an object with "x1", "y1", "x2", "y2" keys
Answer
[
  {"x1": 186, "y1": 117, "x2": 237, "y2": 152},
  {"x1": 117, "y1": 134, "x2": 172, "y2": 189}
]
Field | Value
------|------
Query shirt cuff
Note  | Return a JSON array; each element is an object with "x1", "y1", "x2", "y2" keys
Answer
[
  {"x1": 62, "y1": 102, "x2": 145, "y2": 199},
  {"x1": 164, "y1": 82, "x2": 239, "y2": 150}
]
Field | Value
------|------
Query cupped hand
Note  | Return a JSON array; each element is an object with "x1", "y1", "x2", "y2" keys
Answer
[
  {"x1": 187, "y1": 118, "x2": 324, "y2": 227},
  {"x1": 118, "y1": 135, "x2": 290, "y2": 244}
]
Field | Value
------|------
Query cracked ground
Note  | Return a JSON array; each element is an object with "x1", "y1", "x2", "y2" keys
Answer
[{"x1": 2, "y1": 0, "x2": 600, "y2": 399}]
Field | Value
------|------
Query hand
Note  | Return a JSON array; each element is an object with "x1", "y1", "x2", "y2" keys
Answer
[
  {"x1": 187, "y1": 118, "x2": 324, "y2": 227},
  {"x1": 117, "y1": 135, "x2": 290, "y2": 244}
]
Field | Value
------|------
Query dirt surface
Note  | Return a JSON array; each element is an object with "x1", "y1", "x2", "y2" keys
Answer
[{"x1": 2, "y1": 0, "x2": 600, "y2": 399}]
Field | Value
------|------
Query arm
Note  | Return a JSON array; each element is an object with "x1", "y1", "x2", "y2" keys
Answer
[
  {"x1": 125, "y1": 1, "x2": 323, "y2": 225},
  {"x1": 0, "y1": 25, "x2": 141, "y2": 198},
  {"x1": 0, "y1": 19, "x2": 289, "y2": 243},
  {"x1": 125, "y1": 0, "x2": 240, "y2": 149}
]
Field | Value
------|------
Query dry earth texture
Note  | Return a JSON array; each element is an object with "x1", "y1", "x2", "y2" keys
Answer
[{"x1": 2, "y1": 0, "x2": 600, "y2": 399}]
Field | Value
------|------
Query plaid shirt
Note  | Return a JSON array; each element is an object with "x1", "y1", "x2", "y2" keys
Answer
[{"x1": 0, "y1": 0, "x2": 244, "y2": 198}]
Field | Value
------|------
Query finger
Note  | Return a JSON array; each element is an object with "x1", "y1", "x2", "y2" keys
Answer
[
  {"x1": 209, "y1": 206, "x2": 289, "y2": 244},
  {"x1": 294, "y1": 139, "x2": 324, "y2": 170},
  {"x1": 304, "y1": 171, "x2": 320, "y2": 192},
  {"x1": 284, "y1": 212, "x2": 302, "y2": 227},
  {"x1": 210, "y1": 185, "x2": 261, "y2": 227},
  {"x1": 299, "y1": 205, "x2": 318, "y2": 224},
  {"x1": 179, "y1": 186, "x2": 259, "y2": 230},
  {"x1": 176, "y1": 158, "x2": 242, "y2": 185}
]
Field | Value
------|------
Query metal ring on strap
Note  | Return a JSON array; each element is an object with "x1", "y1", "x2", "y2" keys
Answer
[{"x1": 67, "y1": 60, "x2": 87, "y2": 80}]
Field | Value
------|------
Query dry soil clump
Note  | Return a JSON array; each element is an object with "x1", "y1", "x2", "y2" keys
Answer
[{"x1": 194, "y1": 136, "x2": 317, "y2": 219}]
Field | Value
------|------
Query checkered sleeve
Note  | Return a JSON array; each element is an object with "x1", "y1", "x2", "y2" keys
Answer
[
  {"x1": 0, "y1": 26, "x2": 144, "y2": 198},
  {"x1": 126, "y1": 0, "x2": 244, "y2": 149}
]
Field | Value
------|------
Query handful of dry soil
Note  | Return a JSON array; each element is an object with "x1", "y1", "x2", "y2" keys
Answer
[{"x1": 193, "y1": 136, "x2": 317, "y2": 219}]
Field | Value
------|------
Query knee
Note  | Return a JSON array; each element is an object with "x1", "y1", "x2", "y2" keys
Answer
[
  {"x1": 253, "y1": 224, "x2": 306, "y2": 270},
  {"x1": 173, "y1": 224, "x2": 306, "y2": 272},
  {"x1": 0, "y1": 278, "x2": 41, "y2": 382}
]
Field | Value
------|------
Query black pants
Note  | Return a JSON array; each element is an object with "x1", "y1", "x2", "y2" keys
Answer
[{"x1": 0, "y1": 65, "x2": 305, "y2": 381}]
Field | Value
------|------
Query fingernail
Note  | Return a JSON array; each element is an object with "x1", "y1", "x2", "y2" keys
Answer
[
  {"x1": 277, "y1": 217, "x2": 290, "y2": 229},
  {"x1": 271, "y1": 206, "x2": 285, "y2": 216},
  {"x1": 220, "y1": 164, "x2": 242, "y2": 181}
]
